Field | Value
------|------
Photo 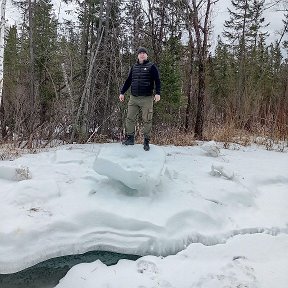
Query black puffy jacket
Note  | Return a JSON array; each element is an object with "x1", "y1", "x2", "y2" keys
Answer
[
  {"x1": 120, "y1": 60, "x2": 161, "y2": 97},
  {"x1": 131, "y1": 61, "x2": 154, "y2": 96}
]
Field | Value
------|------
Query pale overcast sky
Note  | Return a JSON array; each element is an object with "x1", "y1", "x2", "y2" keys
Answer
[
  {"x1": 5, "y1": 0, "x2": 287, "y2": 49},
  {"x1": 213, "y1": 0, "x2": 286, "y2": 46}
]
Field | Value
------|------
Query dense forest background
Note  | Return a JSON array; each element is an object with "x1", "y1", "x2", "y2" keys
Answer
[{"x1": 0, "y1": 0, "x2": 287, "y2": 148}]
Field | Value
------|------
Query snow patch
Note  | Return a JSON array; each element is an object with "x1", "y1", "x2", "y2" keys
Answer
[
  {"x1": 201, "y1": 141, "x2": 220, "y2": 157},
  {"x1": 210, "y1": 164, "x2": 235, "y2": 180},
  {"x1": 0, "y1": 143, "x2": 288, "y2": 277},
  {"x1": 0, "y1": 165, "x2": 31, "y2": 181},
  {"x1": 52, "y1": 149, "x2": 85, "y2": 164}
]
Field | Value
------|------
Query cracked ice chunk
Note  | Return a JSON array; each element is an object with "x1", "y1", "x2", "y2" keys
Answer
[{"x1": 93, "y1": 143, "x2": 166, "y2": 191}]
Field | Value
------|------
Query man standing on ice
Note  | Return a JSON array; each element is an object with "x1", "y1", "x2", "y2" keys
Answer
[{"x1": 119, "y1": 47, "x2": 161, "y2": 151}]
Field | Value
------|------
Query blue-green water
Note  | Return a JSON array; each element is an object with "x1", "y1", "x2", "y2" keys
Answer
[{"x1": 0, "y1": 251, "x2": 140, "y2": 288}]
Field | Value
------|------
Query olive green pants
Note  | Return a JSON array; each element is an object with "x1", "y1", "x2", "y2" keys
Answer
[{"x1": 126, "y1": 95, "x2": 154, "y2": 138}]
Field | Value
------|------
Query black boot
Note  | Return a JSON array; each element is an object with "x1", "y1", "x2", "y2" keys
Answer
[
  {"x1": 143, "y1": 137, "x2": 150, "y2": 151},
  {"x1": 122, "y1": 134, "x2": 135, "y2": 145}
]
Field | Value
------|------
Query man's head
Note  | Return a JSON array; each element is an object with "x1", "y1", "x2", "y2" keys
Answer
[{"x1": 137, "y1": 47, "x2": 148, "y2": 63}]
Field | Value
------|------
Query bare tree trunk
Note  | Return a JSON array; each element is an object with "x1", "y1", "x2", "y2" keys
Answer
[
  {"x1": 131, "y1": 0, "x2": 142, "y2": 50},
  {"x1": 190, "y1": 0, "x2": 214, "y2": 139},
  {"x1": 0, "y1": 0, "x2": 6, "y2": 108},
  {"x1": 97, "y1": 0, "x2": 104, "y2": 42},
  {"x1": 0, "y1": 0, "x2": 6, "y2": 139},
  {"x1": 185, "y1": 29, "x2": 195, "y2": 132},
  {"x1": 70, "y1": 28, "x2": 104, "y2": 143},
  {"x1": 181, "y1": 0, "x2": 218, "y2": 138},
  {"x1": 147, "y1": 0, "x2": 166, "y2": 63},
  {"x1": 276, "y1": 11, "x2": 288, "y2": 48},
  {"x1": 194, "y1": 60, "x2": 205, "y2": 139},
  {"x1": 146, "y1": 0, "x2": 161, "y2": 63},
  {"x1": 102, "y1": 56, "x2": 113, "y2": 133},
  {"x1": 237, "y1": 0, "x2": 248, "y2": 122},
  {"x1": 82, "y1": 0, "x2": 109, "y2": 136},
  {"x1": 61, "y1": 63, "x2": 74, "y2": 110},
  {"x1": 28, "y1": 0, "x2": 35, "y2": 109},
  {"x1": 81, "y1": 2, "x2": 90, "y2": 80}
]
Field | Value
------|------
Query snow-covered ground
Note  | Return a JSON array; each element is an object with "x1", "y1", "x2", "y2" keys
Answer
[{"x1": 0, "y1": 142, "x2": 288, "y2": 287}]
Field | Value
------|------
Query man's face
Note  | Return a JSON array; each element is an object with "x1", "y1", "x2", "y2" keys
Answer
[{"x1": 138, "y1": 52, "x2": 148, "y2": 63}]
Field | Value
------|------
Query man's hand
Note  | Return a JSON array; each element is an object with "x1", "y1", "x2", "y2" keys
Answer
[
  {"x1": 119, "y1": 94, "x2": 125, "y2": 102},
  {"x1": 154, "y1": 94, "x2": 160, "y2": 102}
]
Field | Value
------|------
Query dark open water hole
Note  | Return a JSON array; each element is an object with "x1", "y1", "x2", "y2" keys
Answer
[{"x1": 0, "y1": 251, "x2": 140, "y2": 288}]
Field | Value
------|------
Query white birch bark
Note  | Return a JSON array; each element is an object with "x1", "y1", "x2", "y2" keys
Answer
[{"x1": 0, "y1": 0, "x2": 7, "y2": 107}]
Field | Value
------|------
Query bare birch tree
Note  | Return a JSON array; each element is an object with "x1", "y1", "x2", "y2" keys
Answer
[
  {"x1": 0, "y1": 0, "x2": 6, "y2": 107},
  {"x1": 28, "y1": 0, "x2": 35, "y2": 110},
  {"x1": 183, "y1": 0, "x2": 218, "y2": 139}
]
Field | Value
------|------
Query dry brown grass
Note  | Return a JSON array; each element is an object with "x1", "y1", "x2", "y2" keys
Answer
[
  {"x1": 204, "y1": 122, "x2": 288, "y2": 151},
  {"x1": 1, "y1": 122, "x2": 287, "y2": 161},
  {"x1": 204, "y1": 123, "x2": 252, "y2": 147},
  {"x1": 151, "y1": 130, "x2": 196, "y2": 146},
  {"x1": 0, "y1": 140, "x2": 65, "y2": 161},
  {"x1": 0, "y1": 144, "x2": 29, "y2": 161}
]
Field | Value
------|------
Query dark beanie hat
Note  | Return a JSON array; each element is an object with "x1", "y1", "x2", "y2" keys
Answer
[{"x1": 137, "y1": 47, "x2": 148, "y2": 54}]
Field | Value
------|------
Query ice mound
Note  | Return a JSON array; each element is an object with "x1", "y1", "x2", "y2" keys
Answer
[{"x1": 93, "y1": 144, "x2": 166, "y2": 192}]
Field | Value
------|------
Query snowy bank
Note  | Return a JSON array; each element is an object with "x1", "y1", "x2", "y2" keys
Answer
[
  {"x1": 55, "y1": 233, "x2": 288, "y2": 288},
  {"x1": 0, "y1": 142, "x2": 288, "y2": 277}
]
